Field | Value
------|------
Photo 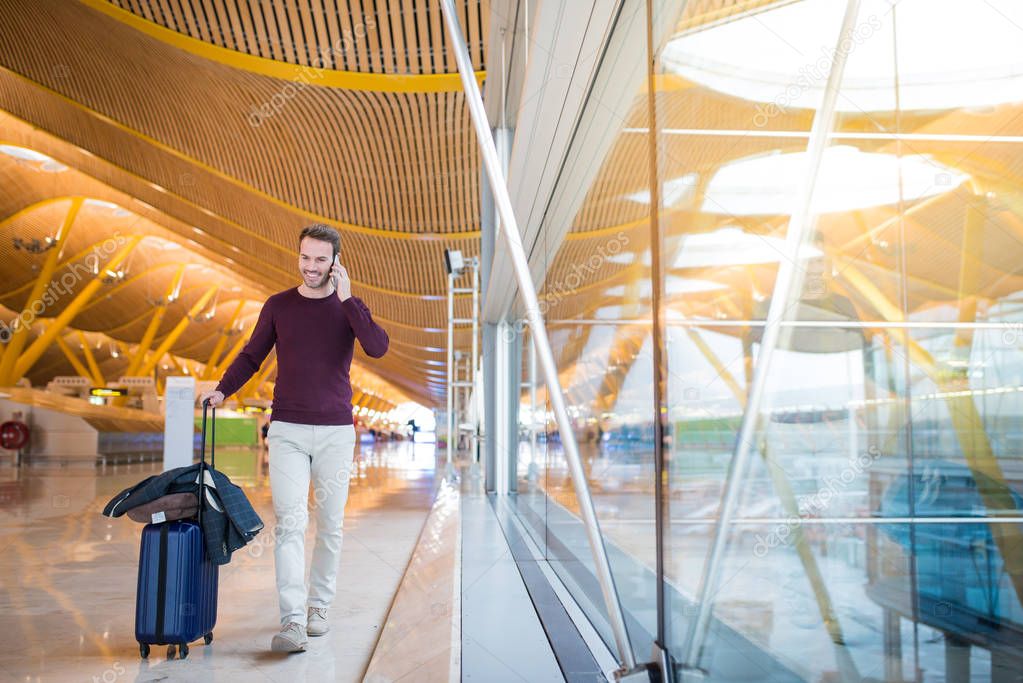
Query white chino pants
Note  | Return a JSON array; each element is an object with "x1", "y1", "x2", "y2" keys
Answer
[{"x1": 266, "y1": 420, "x2": 357, "y2": 627}]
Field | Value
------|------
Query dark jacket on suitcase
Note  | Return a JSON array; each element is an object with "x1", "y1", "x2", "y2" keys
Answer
[{"x1": 103, "y1": 464, "x2": 263, "y2": 565}]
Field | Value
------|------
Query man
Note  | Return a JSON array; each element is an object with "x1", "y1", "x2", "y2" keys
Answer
[{"x1": 199, "y1": 224, "x2": 388, "y2": 653}]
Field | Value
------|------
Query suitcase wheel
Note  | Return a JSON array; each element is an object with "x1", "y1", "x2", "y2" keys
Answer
[
  {"x1": 167, "y1": 645, "x2": 176, "y2": 659},
  {"x1": 204, "y1": 632, "x2": 213, "y2": 645},
  {"x1": 139, "y1": 643, "x2": 150, "y2": 659},
  {"x1": 180, "y1": 643, "x2": 189, "y2": 659}
]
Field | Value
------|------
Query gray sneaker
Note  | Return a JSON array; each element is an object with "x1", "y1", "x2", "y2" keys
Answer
[
  {"x1": 307, "y1": 606, "x2": 330, "y2": 636},
  {"x1": 271, "y1": 621, "x2": 308, "y2": 652}
]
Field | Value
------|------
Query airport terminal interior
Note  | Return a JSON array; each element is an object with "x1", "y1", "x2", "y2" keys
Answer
[{"x1": 1, "y1": 0, "x2": 1023, "y2": 681}]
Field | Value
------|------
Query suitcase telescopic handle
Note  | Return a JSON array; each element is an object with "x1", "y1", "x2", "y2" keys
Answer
[
  {"x1": 200, "y1": 398, "x2": 216, "y2": 469},
  {"x1": 198, "y1": 398, "x2": 216, "y2": 528}
]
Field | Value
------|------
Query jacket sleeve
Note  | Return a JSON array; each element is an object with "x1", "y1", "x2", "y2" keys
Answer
[
  {"x1": 215, "y1": 298, "x2": 276, "y2": 398},
  {"x1": 340, "y1": 296, "x2": 389, "y2": 358}
]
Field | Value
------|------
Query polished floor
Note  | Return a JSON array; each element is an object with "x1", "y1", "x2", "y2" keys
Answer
[{"x1": 0, "y1": 438, "x2": 441, "y2": 682}]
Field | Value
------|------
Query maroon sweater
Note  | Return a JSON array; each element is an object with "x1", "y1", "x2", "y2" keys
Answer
[{"x1": 215, "y1": 287, "x2": 389, "y2": 425}]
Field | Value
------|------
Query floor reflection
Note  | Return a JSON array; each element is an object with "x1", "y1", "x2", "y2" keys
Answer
[{"x1": 0, "y1": 438, "x2": 440, "y2": 682}]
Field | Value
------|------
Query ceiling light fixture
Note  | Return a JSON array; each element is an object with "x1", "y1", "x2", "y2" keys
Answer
[{"x1": 12, "y1": 236, "x2": 57, "y2": 254}]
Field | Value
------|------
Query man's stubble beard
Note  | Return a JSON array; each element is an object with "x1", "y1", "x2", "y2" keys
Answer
[{"x1": 306, "y1": 270, "x2": 331, "y2": 290}]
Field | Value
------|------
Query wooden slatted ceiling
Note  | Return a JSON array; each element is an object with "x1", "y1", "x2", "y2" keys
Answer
[
  {"x1": 0, "y1": 0, "x2": 482, "y2": 403},
  {"x1": 106, "y1": 0, "x2": 488, "y2": 74},
  {"x1": 0, "y1": 1, "x2": 481, "y2": 234},
  {"x1": 0, "y1": 76, "x2": 481, "y2": 296},
  {"x1": 0, "y1": 143, "x2": 472, "y2": 342}
]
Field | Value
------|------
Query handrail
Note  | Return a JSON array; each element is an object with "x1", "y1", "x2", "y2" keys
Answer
[{"x1": 438, "y1": 0, "x2": 638, "y2": 673}]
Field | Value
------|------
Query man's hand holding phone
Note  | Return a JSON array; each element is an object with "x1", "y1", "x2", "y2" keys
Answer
[{"x1": 330, "y1": 255, "x2": 352, "y2": 302}]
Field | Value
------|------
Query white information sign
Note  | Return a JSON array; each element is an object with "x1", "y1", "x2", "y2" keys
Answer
[{"x1": 163, "y1": 376, "x2": 196, "y2": 471}]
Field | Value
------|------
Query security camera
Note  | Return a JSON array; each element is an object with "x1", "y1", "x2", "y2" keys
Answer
[{"x1": 444, "y1": 249, "x2": 465, "y2": 276}]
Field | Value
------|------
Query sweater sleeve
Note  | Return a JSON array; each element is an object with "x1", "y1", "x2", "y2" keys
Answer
[
  {"x1": 340, "y1": 296, "x2": 389, "y2": 358},
  {"x1": 215, "y1": 298, "x2": 276, "y2": 398}
]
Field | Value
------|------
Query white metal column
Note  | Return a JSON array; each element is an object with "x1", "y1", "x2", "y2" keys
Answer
[
  {"x1": 440, "y1": 0, "x2": 639, "y2": 674},
  {"x1": 494, "y1": 319, "x2": 512, "y2": 495}
]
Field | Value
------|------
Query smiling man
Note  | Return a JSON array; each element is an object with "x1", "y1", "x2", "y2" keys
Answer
[{"x1": 199, "y1": 224, "x2": 388, "y2": 653}]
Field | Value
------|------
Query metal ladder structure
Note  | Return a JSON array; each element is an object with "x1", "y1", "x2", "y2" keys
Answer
[{"x1": 446, "y1": 255, "x2": 480, "y2": 479}]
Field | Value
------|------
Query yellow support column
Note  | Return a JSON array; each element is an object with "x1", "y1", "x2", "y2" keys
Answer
[
  {"x1": 76, "y1": 331, "x2": 105, "y2": 386},
  {"x1": 54, "y1": 335, "x2": 93, "y2": 380},
  {"x1": 125, "y1": 265, "x2": 186, "y2": 377},
  {"x1": 0, "y1": 197, "x2": 83, "y2": 385},
  {"x1": 238, "y1": 356, "x2": 277, "y2": 402},
  {"x1": 210, "y1": 320, "x2": 257, "y2": 378},
  {"x1": 137, "y1": 286, "x2": 219, "y2": 377},
  {"x1": 10, "y1": 235, "x2": 142, "y2": 384},
  {"x1": 203, "y1": 299, "x2": 247, "y2": 379},
  {"x1": 954, "y1": 192, "x2": 985, "y2": 351}
]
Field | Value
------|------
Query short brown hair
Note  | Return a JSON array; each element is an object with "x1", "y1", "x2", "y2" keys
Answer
[{"x1": 298, "y1": 224, "x2": 340, "y2": 258}]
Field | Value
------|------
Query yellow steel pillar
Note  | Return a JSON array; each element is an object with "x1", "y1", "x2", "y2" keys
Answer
[
  {"x1": 137, "y1": 286, "x2": 219, "y2": 377},
  {"x1": 954, "y1": 190, "x2": 985, "y2": 351},
  {"x1": 9, "y1": 235, "x2": 142, "y2": 384},
  {"x1": 209, "y1": 320, "x2": 257, "y2": 378},
  {"x1": 203, "y1": 299, "x2": 247, "y2": 379},
  {"x1": 54, "y1": 335, "x2": 93, "y2": 381},
  {"x1": 76, "y1": 331, "x2": 105, "y2": 385},
  {"x1": 238, "y1": 356, "x2": 277, "y2": 402},
  {"x1": 125, "y1": 265, "x2": 186, "y2": 377},
  {"x1": 0, "y1": 197, "x2": 83, "y2": 385}
]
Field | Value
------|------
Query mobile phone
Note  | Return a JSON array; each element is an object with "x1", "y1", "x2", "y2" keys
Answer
[{"x1": 331, "y1": 254, "x2": 340, "y2": 289}]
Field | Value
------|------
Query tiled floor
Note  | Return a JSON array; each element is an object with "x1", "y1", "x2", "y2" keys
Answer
[{"x1": 0, "y1": 438, "x2": 440, "y2": 682}]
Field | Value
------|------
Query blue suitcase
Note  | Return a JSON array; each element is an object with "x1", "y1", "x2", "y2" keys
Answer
[{"x1": 135, "y1": 400, "x2": 219, "y2": 659}]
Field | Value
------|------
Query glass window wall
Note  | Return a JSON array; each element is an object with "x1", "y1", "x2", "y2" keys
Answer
[{"x1": 512, "y1": 1, "x2": 1023, "y2": 680}]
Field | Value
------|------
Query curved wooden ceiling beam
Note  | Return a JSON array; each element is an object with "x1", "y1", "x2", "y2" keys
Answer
[
  {"x1": 0, "y1": 70, "x2": 480, "y2": 241},
  {"x1": 76, "y1": 0, "x2": 486, "y2": 94}
]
